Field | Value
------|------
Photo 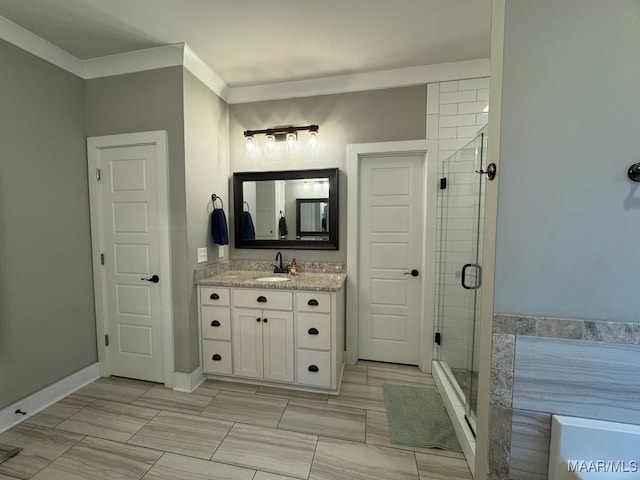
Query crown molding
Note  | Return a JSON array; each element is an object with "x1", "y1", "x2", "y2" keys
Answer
[
  {"x1": 1, "y1": 13, "x2": 489, "y2": 104},
  {"x1": 82, "y1": 43, "x2": 185, "y2": 79},
  {"x1": 183, "y1": 44, "x2": 229, "y2": 101},
  {"x1": 225, "y1": 58, "x2": 490, "y2": 104},
  {"x1": 0, "y1": 14, "x2": 83, "y2": 77}
]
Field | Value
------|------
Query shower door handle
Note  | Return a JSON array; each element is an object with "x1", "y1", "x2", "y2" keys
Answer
[{"x1": 461, "y1": 264, "x2": 482, "y2": 290}]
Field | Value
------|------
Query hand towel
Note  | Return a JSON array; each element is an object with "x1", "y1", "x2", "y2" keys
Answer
[
  {"x1": 278, "y1": 216, "x2": 288, "y2": 238},
  {"x1": 242, "y1": 211, "x2": 256, "y2": 240},
  {"x1": 211, "y1": 208, "x2": 229, "y2": 245}
]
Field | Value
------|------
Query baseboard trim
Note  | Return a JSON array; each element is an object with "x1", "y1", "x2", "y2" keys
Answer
[
  {"x1": 172, "y1": 367, "x2": 206, "y2": 393},
  {"x1": 0, "y1": 363, "x2": 100, "y2": 434}
]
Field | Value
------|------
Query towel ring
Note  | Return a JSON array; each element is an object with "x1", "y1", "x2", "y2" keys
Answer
[
  {"x1": 211, "y1": 194, "x2": 224, "y2": 209},
  {"x1": 243, "y1": 201, "x2": 250, "y2": 212}
]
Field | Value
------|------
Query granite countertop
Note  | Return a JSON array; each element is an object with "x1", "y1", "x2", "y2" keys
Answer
[
  {"x1": 194, "y1": 259, "x2": 346, "y2": 291},
  {"x1": 196, "y1": 269, "x2": 346, "y2": 292}
]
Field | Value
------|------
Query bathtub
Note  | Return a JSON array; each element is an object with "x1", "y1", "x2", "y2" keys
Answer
[{"x1": 549, "y1": 415, "x2": 640, "y2": 479}]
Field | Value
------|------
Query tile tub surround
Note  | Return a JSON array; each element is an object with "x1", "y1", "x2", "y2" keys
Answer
[
  {"x1": 487, "y1": 314, "x2": 640, "y2": 480},
  {"x1": 0, "y1": 363, "x2": 471, "y2": 480},
  {"x1": 194, "y1": 265, "x2": 346, "y2": 292}
]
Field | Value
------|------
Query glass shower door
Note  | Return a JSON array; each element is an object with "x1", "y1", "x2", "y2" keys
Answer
[{"x1": 434, "y1": 127, "x2": 487, "y2": 432}]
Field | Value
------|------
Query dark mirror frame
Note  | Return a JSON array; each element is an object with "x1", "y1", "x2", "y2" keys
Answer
[
  {"x1": 296, "y1": 198, "x2": 329, "y2": 237},
  {"x1": 233, "y1": 168, "x2": 339, "y2": 250}
]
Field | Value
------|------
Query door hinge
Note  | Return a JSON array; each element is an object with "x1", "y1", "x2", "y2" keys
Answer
[
  {"x1": 100, "y1": 253, "x2": 105, "y2": 265},
  {"x1": 435, "y1": 332, "x2": 442, "y2": 346},
  {"x1": 104, "y1": 334, "x2": 109, "y2": 347},
  {"x1": 439, "y1": 177, "x2": 447, "y2": 189},
  {"x1": 96, "y1": 168, "x2": 101, "y2": 181}
]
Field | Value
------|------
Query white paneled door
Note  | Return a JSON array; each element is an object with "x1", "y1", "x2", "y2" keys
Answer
[
  {"x1": 358, "y1": 155, "x2": 424, "y2": 364},
  {"x1": 88, "y1": 132, "x2": 170, "y2": 384}
]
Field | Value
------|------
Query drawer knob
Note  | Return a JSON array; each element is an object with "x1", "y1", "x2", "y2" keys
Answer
[
  {"x1": 210, "y1": 293, "x2": 220, "y2": 300},
  {"x1": 212, "y1": 354, "x2": 222, "y2": 361},
  {"x1": 211, "y1": 320, "x2": 221, "y2": 327},
  {"x1": 263, "y1": 318, "x2": 268, "y2": 323},
  {"x1": 307, "y1": 299, "x2": 319, "y2": 306},
  {"x1": 308, "y1": 328, "x2": 319, "y2": 335},
  {"x1": 257, "y1": 296, "x2": 267, "y2": 303},
  {"x1": 308, "y1": 365, "x2": 319, "y2": 373},
  {"x1": 256, "y1": 317, "x2": 261, "y2": 323}
]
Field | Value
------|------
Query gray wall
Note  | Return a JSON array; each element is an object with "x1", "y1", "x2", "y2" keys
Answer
[
  {"x1": 0, "y1": 39, "x2": 96, "y2": 409},
  {"x1": 183, "y1": 70, "x2": 229, "y2": 371},
  {"x1": 229, "y1": 86, "x2": 427, "y2": 263},
  {"x1": 84, "y1": 67, "x2": 193, "y2": 372},
  {"x1": 494, "y1": 0, "x2": 640, "y2": 322}
]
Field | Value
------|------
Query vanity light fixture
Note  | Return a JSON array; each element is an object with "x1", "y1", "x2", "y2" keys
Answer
[
  {"x1": 286, "y1": 132, "x2": 297, "y2": 152},
  {"x1": 308, "y1": 130, "x2": 318, "y2": 154},
  {"x1": 243, "y1": 124, "x2": 319, "y2": 156},
  {"x1": 265, "y1": 134, "x2": 276, "y2": 155},
  {"x1": 244, "y1": 135, "x2": 256, "y2": 155}
]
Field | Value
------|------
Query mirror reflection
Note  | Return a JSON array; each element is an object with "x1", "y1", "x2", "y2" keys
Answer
[
  {"x1": 297, "y1": 198, "x2": 328, "y2": 238},
  {"x1": 242, "y1": 178, "x2": 329, "y2": 240}
]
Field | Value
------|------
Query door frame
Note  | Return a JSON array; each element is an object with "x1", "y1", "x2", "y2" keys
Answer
[
  {"x1": 87, "y1": 130, "x2": 175, "y2": 387},
  {"x1": 346, "y1": 139, "x2": 437, "y2": 372}
]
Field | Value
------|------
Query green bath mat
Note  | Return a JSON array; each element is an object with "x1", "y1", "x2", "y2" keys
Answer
[
  {"x1": 0, "y1": 444, "x2": 21, "y2": 464},
  {"x1": 383, "y1": 384, "x2": 462, "y2": 452}
]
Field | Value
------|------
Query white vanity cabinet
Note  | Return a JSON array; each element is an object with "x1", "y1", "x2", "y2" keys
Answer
[
  {"x1": 232, "y1": 289, "x2": 295, "y2": 382},
  {"x1": 233, "y1": 308, "x2": 294, "y2": 382},
  {"x1": 199, "y1": 287, "x2": 232, "y2": 375},
  {"x1": 197, "y1": 282, "x2": 345, "y2": 393}
]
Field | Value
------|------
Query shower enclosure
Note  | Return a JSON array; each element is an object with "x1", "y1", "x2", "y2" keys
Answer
[{"x1": 433, "y1": 126, "x2": 487, "y2": 433}]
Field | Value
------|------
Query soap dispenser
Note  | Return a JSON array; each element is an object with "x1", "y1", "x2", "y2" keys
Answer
[{"x1": 289, "y1": 258, "x2": 298, "y2": 276}]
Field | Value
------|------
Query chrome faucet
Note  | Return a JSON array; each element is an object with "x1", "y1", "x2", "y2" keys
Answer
[{"x1": 272, "y1": 252, "x2": 289, "y2": 274}]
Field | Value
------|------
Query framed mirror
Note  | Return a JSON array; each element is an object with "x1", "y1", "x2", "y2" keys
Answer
[{"x1": 233, "y1": 168, "x2": 339, "y2": 250}]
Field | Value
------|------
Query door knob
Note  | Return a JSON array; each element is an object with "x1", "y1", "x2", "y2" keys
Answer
[
  {"x1": 141, "y1": 275, "x2": 159, "y2": 283},
  {"x1": 403, "y1": 269, "x2": 419, "y2": 277}
]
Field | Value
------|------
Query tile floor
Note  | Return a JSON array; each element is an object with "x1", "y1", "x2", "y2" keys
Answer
[{"x1": 0, "y1": 361, "x2": 472, "y2": 480}]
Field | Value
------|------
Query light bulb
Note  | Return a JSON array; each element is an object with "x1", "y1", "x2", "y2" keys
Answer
[
  {"x1": 265, "y1": 134, "x2": 276, "y2": 155},
  {"x1": 286, "y1": 132, "x2": 297, "y2": 152},
  {"x1": 308, "y1": 130, "x2": 318, "y2": 154},
  {"x1": 244, "y1": 136, "x2": 255, "y2": 155}
]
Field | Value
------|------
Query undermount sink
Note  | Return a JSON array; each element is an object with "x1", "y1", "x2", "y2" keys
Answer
[{"x1": 255, "y1": 276, "x2": 291, "y2": 282}]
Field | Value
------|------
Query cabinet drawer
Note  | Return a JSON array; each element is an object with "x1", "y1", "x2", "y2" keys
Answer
[
  {"x1": 296, "y1": 350, "x2": 331, "y2": 387},
  {"x1": 201, "y1": 287, "x2": 230, "y2": 306},
  {"x1": 296, "y1": 313, "x2": 331, "y2": 350},
  {"x1": 201, "y1": 307, "x2": 231, "y2": 341},
  {"x1": 296, "y1": 292, "x2": 331, "y2": 313},
  {"x1": 233, "y1": 289, "x2": 292, "y2": 310},
  {"x1": 202, "y1": 340, "x2": 232, "y2": 375}
]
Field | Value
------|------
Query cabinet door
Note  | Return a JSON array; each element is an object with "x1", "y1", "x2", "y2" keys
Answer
[
  {"x1": 262, "y1": 310, "x2": 294, "y2": 383},
  {"x1": 232, "y1": 308, "x2": 263, "y2": 379}
]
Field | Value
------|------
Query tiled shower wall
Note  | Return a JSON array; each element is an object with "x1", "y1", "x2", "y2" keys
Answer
[{"x1": 427, "y1": 78, "x2": 489, "y2": 369}]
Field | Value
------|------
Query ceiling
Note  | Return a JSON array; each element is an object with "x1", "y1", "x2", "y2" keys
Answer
[{"x1": 0, "y1": 0, "x2": 491, "y2": 88}]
